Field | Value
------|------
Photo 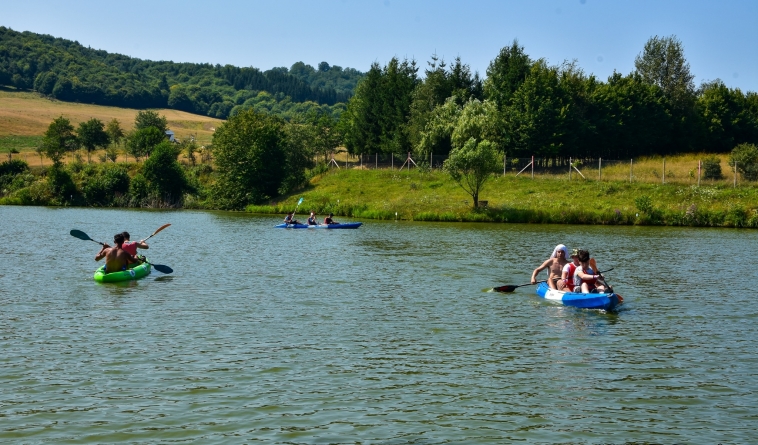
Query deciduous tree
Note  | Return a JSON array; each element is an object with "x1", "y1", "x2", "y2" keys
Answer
[
  {"x1": 41, "y1": 116, "x2": 78, "y2": 166},
  {"x1": 77, "y1": 118, "x2": 110, "y2": 163}
]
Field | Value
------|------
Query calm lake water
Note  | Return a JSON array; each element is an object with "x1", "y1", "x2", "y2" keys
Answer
[{"x1": 1, "y1": 206, "x2": 756, "y2": 444}]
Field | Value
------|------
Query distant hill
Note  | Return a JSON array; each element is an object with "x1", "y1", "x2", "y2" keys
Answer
[{"x1": 0, "y1": 26, "x2": 364, "y2": 119}]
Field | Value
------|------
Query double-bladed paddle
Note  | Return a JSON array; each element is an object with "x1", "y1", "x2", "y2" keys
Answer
[
  {"x1": 494, "y1": 267, "x2": 614, "y2": 293},
  {"x1": 69, "y1": 229, "x2": 173, "y2": 274}
]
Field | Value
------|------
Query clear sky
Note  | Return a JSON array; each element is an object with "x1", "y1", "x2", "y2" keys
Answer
[{"x1": 3, "y1": 0, "x2": 757, "y2": 92}]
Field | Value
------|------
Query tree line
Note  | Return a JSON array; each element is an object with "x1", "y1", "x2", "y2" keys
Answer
[
  {"x1": 340, "y1": 37, "x2": 758, "y2": 164},
  {"x1": 0, "y1": 27, "x2": 364, "y2": 119}
]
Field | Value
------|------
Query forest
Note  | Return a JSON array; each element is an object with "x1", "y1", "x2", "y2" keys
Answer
[{"x1": 0, "y1": 26, "x2": 363, "y2": 119}]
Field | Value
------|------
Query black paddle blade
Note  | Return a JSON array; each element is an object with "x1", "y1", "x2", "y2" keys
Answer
[
  {"x1": 493, "y1": 285, "x2": 517, "y2": 293},
  {"x1": 70, "y1": 229, "x2": 92, "y2": 241},
  {"x1": 151, "y1": 264, "x2": 173, "y2": 274}
]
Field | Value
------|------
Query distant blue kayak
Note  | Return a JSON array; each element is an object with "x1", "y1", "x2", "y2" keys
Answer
[
  {"x1": 274, "y1": 222, "x2": 363, "y2": 229},
  {"x1": 535, "y1": 282, "x2": 622, "y2": 311}
]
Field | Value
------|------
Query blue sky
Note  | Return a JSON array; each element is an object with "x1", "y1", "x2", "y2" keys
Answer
[{"x1": 3, "y1": 0, "x2": 757, "y2": 91}]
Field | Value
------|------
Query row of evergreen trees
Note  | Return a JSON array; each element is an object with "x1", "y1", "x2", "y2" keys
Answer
[{"x1": 340, "y1": 37, "x2": 758, "y2": 162}]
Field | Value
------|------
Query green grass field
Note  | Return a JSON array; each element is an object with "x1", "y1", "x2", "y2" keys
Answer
[{"x1": 248, "y1": 168, "x2": 758, "y2": 227}]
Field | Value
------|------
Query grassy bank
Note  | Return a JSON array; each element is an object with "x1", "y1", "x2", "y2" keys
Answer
[{"x1": 248, "y1": 168, "x2": 758, "y2": 228}]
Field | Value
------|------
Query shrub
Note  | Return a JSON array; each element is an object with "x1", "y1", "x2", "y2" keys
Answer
[
  {"x1": 729, "y1": 143, "x2": 758, "y2": 181},
  {"x1": 634, "y1": 195, "x2": 653, "y2": 213},
  {"x1": 701, "y1": 156, "x2": 723, "y2": 180},
  {"x1": 47, "y1": 166, "x2": 77, "y2": 203}
]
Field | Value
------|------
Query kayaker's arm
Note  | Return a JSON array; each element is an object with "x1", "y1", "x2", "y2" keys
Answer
[
  {"x1": 95, "y1": 243, "x2": 110, "y2": 261},
  {"x1": 135, "y1": 240, "x2": 149, "y2": 249},
  {"x1": 531, "y1": 259, "x2": 551, "y2": 284}
]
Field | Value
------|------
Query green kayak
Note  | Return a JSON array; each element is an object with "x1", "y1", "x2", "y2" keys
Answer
[{"x1": 93, "y1": 259, "x2": 151, "y2": 283}]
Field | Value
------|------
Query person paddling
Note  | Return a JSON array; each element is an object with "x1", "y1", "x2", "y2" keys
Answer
[
  {"x1": 121, "y1": 231, "x2": 148, "y2": 257},
  {"x1": 307, "y1": 211, "x2": 319, "y2": 226},
  {"x1": 323, "y1": 213, "x2": 339, "y2": 225},
  {"x1": 284, "y1": 212, "x2": 301, "y2": 225},
  {"x1": 573, "y1": 249, "x2": 607, "y2": 294},
  {"x1": 530, "y1": 244, "x2": 569, "y2": 290},
  {"x1": 95, "y1": 233, "x2": 142, "y2": 273}
]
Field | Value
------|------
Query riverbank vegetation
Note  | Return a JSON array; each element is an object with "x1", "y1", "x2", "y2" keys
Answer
[{"x1": 2, "y1": 32, "x2": 758, "y2": 228}]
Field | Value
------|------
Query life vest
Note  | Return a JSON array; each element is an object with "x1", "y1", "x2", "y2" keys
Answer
[
  {"x1": 122, "y1": 241, "x2": 138, "y2": 256},
  {"x1": 564, "y1": 263, "x2": 577, "y2": 291}
]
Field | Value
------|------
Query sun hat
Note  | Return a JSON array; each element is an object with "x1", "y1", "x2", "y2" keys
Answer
[{"x1": 550, "y1": 244, "x2": 568, "y2": 259}]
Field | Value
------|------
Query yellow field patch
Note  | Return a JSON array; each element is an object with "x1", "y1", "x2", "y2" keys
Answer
[{"x1": 0, "y1": 90, "x2": 223, "y2": 149}]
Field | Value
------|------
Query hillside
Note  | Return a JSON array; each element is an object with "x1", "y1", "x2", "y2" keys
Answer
[
  {"x1": 0, "y1": 26, "x2": 364, "y2": 120},
  {"x1": 0, "y1": 89, "x2": 222, "y2": 154}
]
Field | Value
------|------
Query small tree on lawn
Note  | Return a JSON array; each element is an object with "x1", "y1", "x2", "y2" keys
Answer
[{"x1": 444, "y1": 138, "x2": 501, "y2": 208}]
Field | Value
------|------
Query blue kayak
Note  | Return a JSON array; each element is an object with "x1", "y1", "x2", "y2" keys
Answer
[
  {"x1": 535, "y1": 282, "x2": 622, "y2": 310},
  {"x1": 274, "y1": 222, "x2": 363, "y2": 229}
]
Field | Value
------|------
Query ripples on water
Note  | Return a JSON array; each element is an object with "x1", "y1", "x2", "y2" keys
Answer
[{"x1": 1, "y1": 206, "x2": 756, "y2": 443}]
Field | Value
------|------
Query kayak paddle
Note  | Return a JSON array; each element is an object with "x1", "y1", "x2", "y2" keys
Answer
[
  {"x1": 288, "y1": 197, "x2": 304, "y2": 226},
  {"x1": 70, "y1": 229, "x2": 104, "y2": 245},
  {"x1": 493, "y1": 281, "x2": 544, "y2": 293},
  {"x1": 143, "y1": 223, "x2": 171, "y2": 242},
  {"x1": 70, "y1": 229, "x2": 173, "y2": 273},
  {"x1": 494, "y1": 267, "x2": 614, "y2": 293}
]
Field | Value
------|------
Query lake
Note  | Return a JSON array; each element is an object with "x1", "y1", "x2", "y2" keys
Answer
[{"x1": 1, "y1": 206, "x2": 756, "y2": 443}]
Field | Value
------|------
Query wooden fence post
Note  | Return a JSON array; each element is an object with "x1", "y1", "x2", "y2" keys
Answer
[
  {"x1": 599, "y1": 158, "x2": 602, "y2": 181},
  {"x1": 630, "y1": 159, "x2": 633, "y2": 183},
  {"x1": 569, "y1": 157, "x2": 572, "y2": 180},
  {"x1": 531, "y1": 156, "x2": 534, "y2": 179}
]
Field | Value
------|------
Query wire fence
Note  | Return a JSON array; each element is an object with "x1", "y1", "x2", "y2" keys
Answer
[{"x1": 329, "y1": 153, "x2": 747, "y2": 186}]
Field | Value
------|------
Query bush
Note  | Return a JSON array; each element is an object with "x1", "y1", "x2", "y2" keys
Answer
[
  {"x1": 128, "y1": 174, "x2": 149, "y2": 204},
  {"x1": 142, "y1": 142, "x2": 192, "y2": 205},
  {"x1": 701, "y1": 155, "x2": 723, "y2": 180},
  {"x1": 729, "y1": 143, "x2": 758, "y2": 181},
  {"x1": 634, "y1": 195, "x2": 653, "y2": 213},
  {"x1": 0, "y1": 159, "x2": 29, "y2": 177},
  {"x1": 47, "y1": 166, "x2": 77, "y2": 203},
  {"x1": 0, "y1": 159, "x2": 30, "y2": 192}
]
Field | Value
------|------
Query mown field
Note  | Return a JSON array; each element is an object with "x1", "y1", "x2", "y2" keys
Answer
[{"x1": 0, "y1": 88, "x2": 222, "y2": 165}]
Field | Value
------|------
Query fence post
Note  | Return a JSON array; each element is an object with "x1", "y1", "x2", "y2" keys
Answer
[
  {"x1": 569, "y1": 157, "x2": 572, "y2": 180},
  {"x1": 360, "y1": 154, "x2": 362, "y2": 169},
  {"x1": 375, "y1": 153, "x2": 378, "y2": 170},
  {"x1": 503, "y1": 154, "x2": 506, "y2": 176},
  {"x1": 532, "y1": 156, "x2": 534, "y2": 179},
  {"x1": 698, "y1": 160, "x2": 701, "y2": 186},
  {"x1": 630, "y1": 159, "x2": 633, "y2": 183},
  {"x1": 599, "y1": 158, "x2": 602, "y2": 181},
  {"x1": 663, "y1": 157, "x2": 665, "y2": 184}
]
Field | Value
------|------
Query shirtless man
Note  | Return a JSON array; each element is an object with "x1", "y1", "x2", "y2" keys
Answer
[
  {"x1": 95, "y1": 233, "x2": 142, "y2": 273},
  {"x1": 530, "y1": 244, "x2": 569, "y2": 290}
]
